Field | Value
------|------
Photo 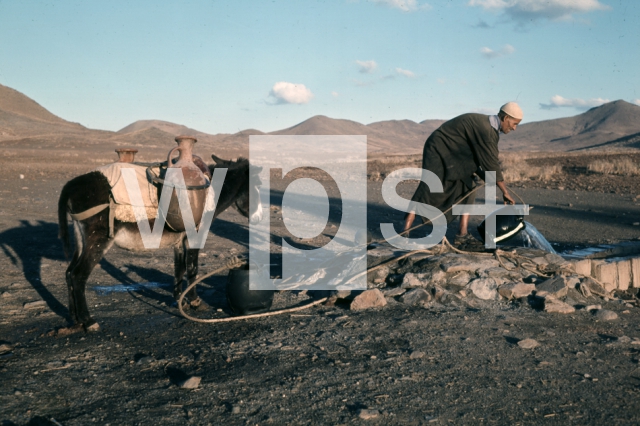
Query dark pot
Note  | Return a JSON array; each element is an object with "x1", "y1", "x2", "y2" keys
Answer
[
  {"x1": 226, "y1": 266, "x2": 274, "y2": 316},
  {"x1": 477, "y1": 207, "x2": 526, "y2": 245}
]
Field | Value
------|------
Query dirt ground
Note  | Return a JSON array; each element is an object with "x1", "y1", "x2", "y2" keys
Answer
[{"x1": 1, "y1": 151, "x2": 640, "y2": 425}]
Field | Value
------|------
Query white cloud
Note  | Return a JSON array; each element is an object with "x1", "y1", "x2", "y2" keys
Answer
[
  {"x1": 633, "y1": 99, "x2": 640, "y2": 106},
  {"x1": 370, "y1": 0, "x2": 430, "y2": 12},
  {"x1": 356, "y1": 60, "x2": 378, "y2": 74},
  {"x1": 269, "y1": 82, "x2": 314, "y2": 105},
  {"x1": 469, "y1": 0, "x2": 609, "y2": 22},
  {"x1": 539, "y1": 95, "x2": 609, "y2": 110},
  {"x1": 331, "y1": 91, "x2": 339, "y2": 97},
  {"x1": 395, "y1": 67, "x2": 416, "y2": 78},
  {"x1": 480, "y1": 44, "x2": 515, "y2": 58}
]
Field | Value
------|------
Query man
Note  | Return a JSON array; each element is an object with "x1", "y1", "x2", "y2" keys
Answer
[{"x1": 403, "y1": 102, "x2": 522, "y2": 246}]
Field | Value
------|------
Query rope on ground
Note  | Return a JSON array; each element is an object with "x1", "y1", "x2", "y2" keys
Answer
[
  {"x1": 178, "y1": 182, "x2": 618, "y2": 322},
  {"x1": 177, "y1": 256, "x2": 328, "y2": 323}
]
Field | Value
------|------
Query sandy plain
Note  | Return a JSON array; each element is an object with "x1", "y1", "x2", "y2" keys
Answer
[{"x1": 1, "y1": 144, "x2": 640, "y2": 425}]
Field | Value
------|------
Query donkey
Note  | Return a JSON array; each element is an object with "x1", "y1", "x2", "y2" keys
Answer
[{"x1": 58, "y1": 154, "x2": 263, "y2": 331}]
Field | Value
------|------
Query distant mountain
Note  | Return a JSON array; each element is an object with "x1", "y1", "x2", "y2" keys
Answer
[
  {"x1": 118, "y1": 120, "x2": 208, "y2": 137},
  {"x1": 500, "y1": 100, "x2": 640, "y2": 151},
  {"x1": 2, "y1": 82, "x2": 639, "y2": 155},
  {"x1": 210, "y1": 115, "x2": 444, "y2": 153},
  {"x1": 0, "y1": 83, "x2": 85, "y2": 139}
]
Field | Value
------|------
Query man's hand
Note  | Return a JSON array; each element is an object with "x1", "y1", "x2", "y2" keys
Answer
[
  {"x1": 503, "y1": 192, "x2": 515, "y2": 205},
  {"x1": 496, "y1": 181, "x2": 515, "y2": 205}
]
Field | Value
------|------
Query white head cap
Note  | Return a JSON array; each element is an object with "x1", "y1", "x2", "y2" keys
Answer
[{"x1": 500, "y1": 102, "x2": 523, "y2": 120}]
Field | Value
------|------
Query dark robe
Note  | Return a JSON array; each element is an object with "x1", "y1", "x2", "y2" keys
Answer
[{"x1": 410, "y1": 113, "x2": 502, "y2": 223}]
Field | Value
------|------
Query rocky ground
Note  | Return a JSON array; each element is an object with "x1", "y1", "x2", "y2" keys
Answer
[{"x1": 1, "y1": 150, "x2": 640, "y2": 425}]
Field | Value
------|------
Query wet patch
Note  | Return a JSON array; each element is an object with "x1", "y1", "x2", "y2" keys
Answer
[{"x1": 92, "y1": 282, "x2": 171, "y2": 295}]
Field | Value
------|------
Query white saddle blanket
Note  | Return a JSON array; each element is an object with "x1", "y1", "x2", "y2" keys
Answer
[{"x1": 95, "y1": 162, "x2": 159, "y2": 222}]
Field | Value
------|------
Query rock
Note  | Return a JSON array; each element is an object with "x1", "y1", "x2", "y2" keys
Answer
[
  {"x1": 616, "y1": 336, "x2": 631, "y2": 343},
  {"x1": 400, "y1": 288, "x2": 431, "y2": 306},
  {"x1": 581, "y1": 278, "x2": 607, "y2": 296},
  {"x1": 1, "y1": 292, "x2": 12, "y2": 298},
  {"x1": 350, "y1": 289, "x2": 387, "y2": 310},
  {"x1": 440, "y1": 292, "x2": 463, "y2": 306},
  {"x1": 382, "y1": 287, "x2": 405, "y2": 297},
  {"x1": 86, "y1": 323, "x2": 100, "y2": 332},
  {"x1": 231, "y1": 404, "x2": 241, "y2": 414},
  {"x1": 23, "y1": 300, "x2": 46, "y2": 310},
  {"x1": 594, "y1": 309, "x2": 618, "y2": 321},
  {"x1": 585, "y1": 304, "x2": 601, "y2": 312},
  {"x1": 536, "y1": 276, "x2": 568, "y2": 298},
  {"x1": 179, "y1": 376, "x2": 202, "y2": 389},
  {"x1": 564, "y1": 288, "x2": 587, "y2": 306},
  {"x1": 427, "y1": 284, "x2": 446, "y2": 300},
  {"x1": 136, "y1": 356, "x2": 155, "y2": 365},
  {"x1": 410, "y1": 351, "x2": 425, "y2": 359},
  {"x1": 371, "y1": 266, "x2": 390, "y2": 284},
  {"x1": 578, "y1": 281, "x2": 592, "y2": 298},
  {"x1": 447, "y1": 271, "x2": 472, "y2": 288},
  {"x1": 544, "y1": 253, "x2": 567, "y2": 265},
  {"x1": 334, "y1": 290, "x2": 354, "y2": 300},
  {"x1": 517, "y1": 338, "x2": 540, "y2": 349},
  {"x1": 565, "y1": 275, "x2": 581, "y2": 289},
  {"x1": 0, "y1": 344, "x2": 12, "y2": 354},
  {"x1": 358, "y1": 409, "x2": 380, "y2": 420},
  {"x1": 400, "y1": 273, "x2": 426, "y2": 289},
  {"x1": 498, "y1": 282, "x2": 535, "y2": 300},
  {"x1": 467, "y1": 278, "x2": 499, "y2": 300},
  {"x1": 439, "y1": 254, "x2": 499, "y2": 273},
  {"x1": 543, "y1": 297, "x2": 575, "y2": 314},
  {"x1": 482, "y1": 267, "x2": 517, "y2": 281}
]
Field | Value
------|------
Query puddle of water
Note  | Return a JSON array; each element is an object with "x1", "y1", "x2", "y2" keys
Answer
[
  {"x1": 562, "y1": 241, "x2": 640, "y2": 260},
  {"x1": 92, "y1": 282, "x2": 171, "y2": 296}
]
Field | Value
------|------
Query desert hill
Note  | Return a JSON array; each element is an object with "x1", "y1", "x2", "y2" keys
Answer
[
  {"x1": 0, "y1": 84, "x2": 86, "y2": 139},
  {"x1": 500, "y1": 100, "x2": 640, "y2": 151},
  {"x1": 1, "y1": 83, "x2": 639, "y2": 156}
]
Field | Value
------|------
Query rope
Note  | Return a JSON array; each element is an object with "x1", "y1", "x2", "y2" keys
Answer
[
  {"x1": 177, "y1": 256, "x2": 328, "y2": 323},
  {"x1": 176, "y1": 182, "x2": 614, "y2": 323}
]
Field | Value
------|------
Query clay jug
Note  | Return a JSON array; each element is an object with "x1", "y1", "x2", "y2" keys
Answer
[
  {"x1": 115, "y1": 148, "x2": 138, "y2": 163},
  {"x1": 161, "y1": 136, "x2": 210, "y2": 232}
]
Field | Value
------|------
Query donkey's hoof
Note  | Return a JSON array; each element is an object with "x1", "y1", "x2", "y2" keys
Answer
[
  {"x1": 85, "y1": 322, "x2": 100, "y2": 332},
  {"x1": 189, "y1": 297, "x2": 203, "y2": 309},
  {"x1": 55, "y1": 324, "x2": 84, "y2": 337}
]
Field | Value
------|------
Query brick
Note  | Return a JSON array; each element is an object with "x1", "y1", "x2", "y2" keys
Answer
[
  {"x1": 591, "y1": 261, "x2": 618, "y2": 293},
  {"x1": 616, "y1": 260, "x2": 631, "y2": 291},
  {"x1": 573, "y1": 259, "x2": 591, "y2": 277},
  {"x1": 632, "y1": 258, "x2": 640, "y2": 289}
]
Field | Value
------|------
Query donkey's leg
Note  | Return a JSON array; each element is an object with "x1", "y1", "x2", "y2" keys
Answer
[
  {"x1": 67, "y1": 222, "x2": 112, "y2": 329},
  {"x1": 185, "y1": 248, "x2": 201, "y2": 308},
  {"x1": 65, "y1": 221, "x2": 84, "y2": 325},
  {"x1": 173, "y1": 242, "x2": 187, "y2": 301}
]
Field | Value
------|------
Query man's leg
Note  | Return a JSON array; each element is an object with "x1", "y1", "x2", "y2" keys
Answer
[
  {"x1": 403, "y1": 211, "x2": 416, "y2": 234},
  {"x1": 458, "y1": 214, "x2": 470, "y2": 236}
]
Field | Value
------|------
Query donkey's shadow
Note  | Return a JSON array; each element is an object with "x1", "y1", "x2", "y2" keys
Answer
[
  {"x1": 0, "y1": 220, "x2": 68, "y2": 318},
  {"x1": 0, "y1": 217, "x2": 253, "y2": 320}
]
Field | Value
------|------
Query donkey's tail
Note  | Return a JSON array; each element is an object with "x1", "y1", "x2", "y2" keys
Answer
[{"x1": 58, "y1": 182, "x2": 72, "y2": 259}]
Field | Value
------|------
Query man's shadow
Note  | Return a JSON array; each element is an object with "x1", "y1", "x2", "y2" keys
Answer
[{"x1": 0, "y1": 220, "x2": 68, "y2": 318}]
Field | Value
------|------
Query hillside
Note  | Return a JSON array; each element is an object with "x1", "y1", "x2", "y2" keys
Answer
[
  {"x1": 2, "y1": 82, "x2": 639, "y2": 156},
  {"x1": 500, "y1": 100, "x2": 640, "y2": 151}
]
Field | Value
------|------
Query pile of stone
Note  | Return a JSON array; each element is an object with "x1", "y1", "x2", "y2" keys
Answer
[{"x1": 333, "y1": 247, "x2": 639, "y2": 315}]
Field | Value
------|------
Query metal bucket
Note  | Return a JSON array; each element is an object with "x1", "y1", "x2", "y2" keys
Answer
[{"x1": 477, "y1": 207, "x2": 526, "y2": 245}]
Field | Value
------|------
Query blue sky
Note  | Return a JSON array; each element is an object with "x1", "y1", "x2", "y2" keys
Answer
[{"x1": 0, "y1": 0, "x2": 637, "y2": 134}]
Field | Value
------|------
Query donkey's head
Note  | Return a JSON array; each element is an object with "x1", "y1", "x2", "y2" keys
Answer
[{"x1": 210, "y1": 154, "x2": 263, "y2": 224}]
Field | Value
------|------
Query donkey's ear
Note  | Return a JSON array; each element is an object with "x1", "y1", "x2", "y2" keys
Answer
[{"x1": 211, "y1": 154, "x2": 231, "y2": 166}]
